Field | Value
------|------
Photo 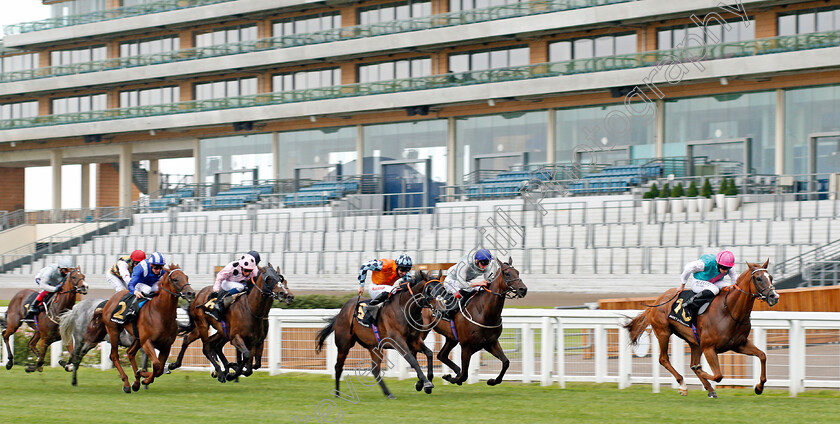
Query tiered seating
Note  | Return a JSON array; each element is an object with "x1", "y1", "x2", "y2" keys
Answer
[
  {"x1": 202, "y1": 185, "x2": 274, "y2": 210},
  {"x1": 569, "y1": 164, "x2": 662, "y2": 194},
  {"x1": 149, "y1": 188, "x2": 194, "y2": 211},
  {"x1": 283, "y1": 181, "x2": 360, "y2": 207},
  {"x1": 465, "y1": 171, "x2": 551, "y2": 199}
]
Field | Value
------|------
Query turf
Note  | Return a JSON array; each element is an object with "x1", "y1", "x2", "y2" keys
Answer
[{"x1": 0, "y1": 368, "x2": 838, "y2": 423}]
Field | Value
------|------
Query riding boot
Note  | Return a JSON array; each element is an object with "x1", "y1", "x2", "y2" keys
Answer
[
  {"x1": 25, "y1": 300, "x2": 41, "y2": 320},
  {"x1": 684, "y1": 290, "x2": 715, "y2": 321},
  {"x1": 362, "y1": 303, "x2": 381, "y2": 326},
  {"x1": 207, "y1": 292, "x2": 227, "y2": 321}
]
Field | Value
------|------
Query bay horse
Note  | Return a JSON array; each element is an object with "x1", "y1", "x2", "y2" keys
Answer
[
  {"x1": 1, "y1": 268, "x2": 87, "y2": 372},
  {"x1": 420, "y1": 258, "x2": 527, "y2": 386},
  {"x1": 168, "y1": 264, "x2": 293, "y2": 382},
  {"x1": 101, "y1": 265, "x2": 194, "y2": 393},
  {"x1": 315, "y1": 271, "x2": 436, "y2": 399},
  {"x1": 624, "y1": 260, "x2": 779, "y2": 398},
  {"x1": 58, "y1": 298, "x2": 149, "y2": 386}
]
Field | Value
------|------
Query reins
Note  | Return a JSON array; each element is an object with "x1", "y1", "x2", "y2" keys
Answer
[{"x1": 723, "y1": 268, "x2": 772, "y2": 327}]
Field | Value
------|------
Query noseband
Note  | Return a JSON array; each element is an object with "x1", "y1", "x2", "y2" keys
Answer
[
  {"x1": 731, "y1": 268, "x2": 775, "y2": 300},
  {"x1": 160, "y1": 270, "x2": 192, "y2": 299}
]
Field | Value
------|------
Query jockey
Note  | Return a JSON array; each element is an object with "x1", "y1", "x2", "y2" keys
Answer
[
  {"x1": 25, "y1": 256, "x2": 75, "y2": 319},
  {"x1": 121, "y1": 252, "x2": 167, "y2": 322},
  {"x1": 679, "y1": 250, "x2": 737, "y2": 319},
  {"x1": 357, "y1": 254, "x2": 413, "y2": 324},
  {"x1": 209, "y1": 253, "x2": 258, "y2": 320},
  {"x1": 441, "y1": 249, "x2": 497, "y2": 316},
  {"x1": 106, "y1": 250, "x2": 146, "y2": 292},
  {"x1": 247, "y1": 250, "x2": 262, "y2": 277}
]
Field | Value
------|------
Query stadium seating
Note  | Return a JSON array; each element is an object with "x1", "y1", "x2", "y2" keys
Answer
[
  {"x1": 149, "y1": 188, "x2": 195, "y2": 211},
  {"x1": 465, "y1": 170, "x2": 552, "y2": 199},
  {"x1": 202, "y1": 185, "x2": 274, "y2": 210},
  {"x1": 283, "y1": 181, "x2": 359, "y2": 207},
  {"x1": 570, "y1": 164, "x2": 662, "y2": 195}
]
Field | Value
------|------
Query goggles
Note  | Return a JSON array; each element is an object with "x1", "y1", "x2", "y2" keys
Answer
[
  {"x1": 477, "y1": 260, "x2": 490, "y2": 266},
  {"x1": 397, "y1": 266, "x2": 411, "y2": 273}
]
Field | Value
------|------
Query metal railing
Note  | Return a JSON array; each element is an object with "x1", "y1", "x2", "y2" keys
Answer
[
  {"x1": 3, "y1": 29, "x2": 840, "y2": 130},
  {"x1": 2, "y1": 0, "x2": 237, "y2": 35},
  {"x1": 3, "y1": 307, "x2": 838, "y2": 396}
]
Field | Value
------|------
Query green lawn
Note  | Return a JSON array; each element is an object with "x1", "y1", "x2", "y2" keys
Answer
[{"x1": 0, "y1": 368, "x2": 838, "y2": 423}]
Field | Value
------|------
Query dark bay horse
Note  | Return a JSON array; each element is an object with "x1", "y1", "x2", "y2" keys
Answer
[
  {"x1": 1, "y1": 268, "x2": 87, "y2": 372},
  {"x1": 101, "y1": 265, "x2": 194, "y2": 393},
  {"x1": 316, "y1": 271, "x2": 436, "y2": 399},
  {"x1": 624, "y1": 260, "x2": 779, "y2": 398},
  {"x1": 420, "y1": 258, "x2": 527, "y2": 386},
  {"x1": 168, "y1": 264, "x2": 293, "y2": 382}
]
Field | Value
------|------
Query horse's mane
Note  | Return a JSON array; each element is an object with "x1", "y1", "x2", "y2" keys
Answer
[{"x1": 166, "y1": 264, "x2": 181, "y2": 271}]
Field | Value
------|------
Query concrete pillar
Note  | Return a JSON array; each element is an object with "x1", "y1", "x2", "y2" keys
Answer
[
  {"x1": 193, "y1": 138, "x2": 202, "y2": 194},
  {"x1": 51, "y1": 149, "x2": 62, "y2": 212},
  {"x1": 81, "y1": 163, "x2": 91, "y2": 210},
  {"x1": 356, "y1": 124, "x2": 364, "y2": 175},
  {"x1": 655, "y1": 99, "x2": 665, "y2": 159},
  {"x1": 148, "y1": 159, "x2": 160, "y2": 199},
  {"x1": 546, "y1": 109, "x2": 556, "y2": 165},
  {"x1": 272, "y1": 132, "x2": 281, "y2": 181},
  {"x1": 775, "y1": 89, "x2": 785, "y2": 175},
  {"x1": 446, "y1": 117, "x2": 456, "y2": 198},
  {"x1": 118, "y1": 144, "x2": 132, "y2": 208}
]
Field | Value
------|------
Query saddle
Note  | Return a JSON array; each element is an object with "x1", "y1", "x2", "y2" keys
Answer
[
  {"x1": 110, "y1": 293, "x2": 149, "y2": 325},
  {"x1": 203, "y1": 291, "x2": 246, "y2": 322},
  {"x1": 355, "y1": 300, "x2": 375, "y2": 328},
  {"x1": 668, "y1": 290, "x2": 712, "y2": 327},
  {"x1": 22, "y1": 291, "x2": 57, "y2": 321}
]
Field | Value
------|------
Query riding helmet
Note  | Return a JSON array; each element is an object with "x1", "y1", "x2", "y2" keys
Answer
[
  {"x1": 247, "y1": 250, "x2": 261, "y2": 264},
  {"x1": 716, "y1": 250, "x2": 735, "y2": 268},
  {"x1": 148, "y1": 252, "x2": 166, "y2": 266},
  {"x1": 57, "y1": 256, "x2": 74, "y2": 269},
  {"x1": 474, "y1": 249, "x2": 493, "y2": 262},
  {"x1": 395, "y1": 254, "x2": 413, "y2": 270},
  {"x1": 238, "y1": 254, "x2": 256, "y2": 271},
  {"x1": 130, "y1": 250, "x2": 146, "y2": 262}
]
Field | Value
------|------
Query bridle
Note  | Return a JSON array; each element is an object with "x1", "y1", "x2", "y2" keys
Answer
[
  {"x1": 481, "y1": 262, "x2": 522, "y2": 299},
  {"x1": 159, "y1": 269, "x2": 192, "y2": 299},
  {"x1": 45, "y1": 269, "x2": 87, "y2": 324},
  {"x1": 724, "y1": 268, "x2": 775, "y2": 326}
]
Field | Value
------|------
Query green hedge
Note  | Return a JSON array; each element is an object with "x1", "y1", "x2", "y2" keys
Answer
[{"x1": 275, "y1": 294, "x2": 356, "y2": 309}]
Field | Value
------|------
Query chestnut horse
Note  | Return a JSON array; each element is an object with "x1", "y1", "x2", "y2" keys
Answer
[
  {"x1": 168, "y1": 264, "x2": 293, "y2": 382},
  {"x1": 101, "y1": 265, "x2": 194, "y2": 393},
  {"x1": 420, "y1": 258, "x2": 527, "y2": 386},
  {"x1": 624, "y1": 260, "x2": 779, "y2": 398},
  {"x1": 315, "y1": 271, "x2": 436, "y2": 399},
  {"x1": 1, "y1": 268, "x2": 87, "y2": 372}
]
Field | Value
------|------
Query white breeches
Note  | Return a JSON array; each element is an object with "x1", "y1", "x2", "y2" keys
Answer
[
  {"x1": 689, "y1": 277, "x2": 729, "y2": 295},
  {"x1": 107, "y1": 274, "x2": 128, "y2": 292},
  {"x1": 221, "y1": 280, "x2": 246, "y2": 293},
  {"x1": 442, "y1": 277, "x2": 476, "y2": 295},
  {"x1": 134, "y1": 282, "x2": 159, "y2": 296},
  {"x1": 368, "y1": 284, "x2": 397, "y2": 300}
]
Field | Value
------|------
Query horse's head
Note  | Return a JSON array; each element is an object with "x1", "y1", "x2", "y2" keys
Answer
[
  {"x1": 408, "y1": 270, "x2": 435, "y2": 308},
  {"x1": 261, "y1": 263, "x2": 294, "y2": 305},
  {"x1": 65, "y1": 267, "x2": 88, "y2": 296},
  {"x1": 491, "y1": 257, "x2": 527, "y2": 299},
  {"x1": 163, "y1": 265, "x2": 195, "y2": 302},
  {"x1": 748, "y1": 259, "x2": 779, "y2": 307}
]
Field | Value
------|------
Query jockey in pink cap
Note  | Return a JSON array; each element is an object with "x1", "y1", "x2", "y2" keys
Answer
[{"x1": 679, "y1": 250, "x2": 736, "y2": 319}]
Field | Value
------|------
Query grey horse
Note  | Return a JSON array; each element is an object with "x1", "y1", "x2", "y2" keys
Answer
[{"x1": 58, "y1": 298, "x2": 150, "y2": 386}]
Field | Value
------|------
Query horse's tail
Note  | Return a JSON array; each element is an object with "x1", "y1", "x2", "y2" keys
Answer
[
  {"x1": 59, "y1": 309, "x2": 75, "y2": 349},
  {"x1": 315, "y1": 314, "x2": 338, "y2": 353},
  {"x1": 624, "y1": 309, "x2": 651, "y2": 346}
]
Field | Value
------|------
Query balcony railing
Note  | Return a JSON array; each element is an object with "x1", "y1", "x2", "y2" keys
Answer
[
  {"x1": 2, "y1": 0, "x2": 237, "y2": 36},
  {"x1": 0, "y1": 0, "x2": 635, "y2": 83},
  {"x1": 2, "y1": 30, "x2": 839, "y2": 130}
]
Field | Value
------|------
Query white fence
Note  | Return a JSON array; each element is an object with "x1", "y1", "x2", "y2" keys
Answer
[{"x1": 2, "y1": 307, "x2": 839, "y2": 397}]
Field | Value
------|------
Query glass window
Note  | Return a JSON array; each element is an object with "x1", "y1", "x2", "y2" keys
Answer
[
  {"x1": 195, "y1": 78, "x2": 258, "y2": 100},
  {"x1": 358, "y1": 1, "x2": 431, "y2": 25},
  {"x1": 363, "y1": 120, "x2": 448, "y2": 182},
  {"x1": 195, "y1": 25, "x2": 258, "y2": 48},
  {"x1": 551, "y1": 33, "x2": 636, "y2": 61},
  {"x1": 455, "y1": 111, "x2": 548, "y2": 181},
  {"x1": 449, "y1": 46, "x2": 527, "y2": 72},
  {"x1": 0, "y1": 53, "x2": 38, "y2": 73},
  {"x1": 556, "y1": 104, "x2": 655, "y2": 165},
  {"x1": 664, "y1": 92, "x2": 776, "y2": 174},
  {"x1": 0, "y1": 100, "x2": 38, "y2": 120},
  {"x1": 50, "y1": 45, "x2": 106, "y2": 66},
  {"x1": 778, "y1": 6, "x2": 840, "y2": 35},
  {"x1": 450, "y1": 0, "x2": 524, "y2": 11},
  {"x1": 548, "y1": 41, "x2": 571, "y2": 62},
  {"x1": 778, "y1": 14, "x2": 797, "y2": 36},
  {"x1": 119, "y1": 86, "x2": 180, "y2": 108},
  {"x1": 120, "y1": 35, "x2": 180, "y2": 58},
  {"x1": 784, "y1": 84, "x2": 840, "y2": 174},
  {"x1": 201, "y1": 133, "x2": 274, "y2": 185},
  {"x1": 358, "y1": 58, "x2": 430, "y2": 82},
  {"x1": 276, "y1": 127, "x2": 358, "y2": 179},
  {"x1": 51, "y1": 93, "x2": 107, "y2": 114}
]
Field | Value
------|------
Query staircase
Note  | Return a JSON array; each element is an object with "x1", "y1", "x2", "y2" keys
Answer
[
  {"x1": 111, "y1": 162, "x2": 149, "y2": 194},
  {"x1": 775, "y1": 238, "x2": 840, "y2": 288}
]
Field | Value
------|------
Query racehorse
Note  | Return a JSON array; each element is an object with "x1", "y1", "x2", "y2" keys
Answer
[
  {"x1": 1, "y1": 268, "x2": 87, "y2": 372},
  {"x1": 58, "y1": 298, "x2": 149, "y2": 386},
  {"x1": 168, "y1": 265, "x2": 293, "y2": 382},
  {"x1": 101, "y1": 265, "x2": 194, "y2": 393},
  {"x1": 316, "y1": 271, "x2": 437, "y2": 399},
  {"x1": 624, "y1": 260, "x2": 779, "y2": 398},
  {"x1": 420, "y1": 258, "x2": 527, "y2": 386}
]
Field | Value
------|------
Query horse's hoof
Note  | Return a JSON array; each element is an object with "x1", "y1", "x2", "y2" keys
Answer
[
  {"x1": 143, "y1": 384, "x2": 149, "y2": 390},
  {"x1": 242, "y1": 370, "x2": 253, "y2": 377},
  {"x1": 24, "y1": 366, "x2": 35, "y2": 373},
  {"x1": 64, "y1": 364, "x2": 75, "y2": 372},
  {"x1": 164, "y1": 367, "x2": 171, "y2": 375},
  {"x1": 423, "y1": 383, "x2": 433, "y2": 394},
  {"x1": 226, "y1": 372, "x2": 237, "y2": 382},
  {"x1": 167, "y1": 363, "x2": 179, "y2": 371},
  {"x1": 122, "y1": 386, "x2": 131, "y2": 394},
  {"x1": 487, "y1": 378, "x2": 499, "y2": 386},
  {"x1": 132, "y1": 382, "x2": 140, "y2": 392},
  {"x1": 5, "y1": 361, "x2": 12, "y2": 370},
  {"x1": 708, "y1": 391, "x2": 718, "y2": 399},
  {"x1": 415, "y1": 381, "x2": 423, "y2": 391},
  {"x1": 210, "y1": 371, "x2": 217, "y2": 378},
  {"x1": 386, "y1": 394, "x2": 397, "y2": 400},
  {"x1": 36, "y1": 365, "x2": 43, "y2": 373},
  {"x1": 442, "y1": 375, "x2": 455, "y2": 384},
  {"x1": 58, "y1": 359, "x2": 66, "y2": 367},
  {"x1": 755, "y1": 385, "x2": 764, "y2": 395},
  {"x1": 679, "y1": 388, "x2": 687, "y2": 396},
  {"x1": 217, "y1": 374, "x2": 227, "y2": 384},
  {"x1": 72, "y1": 380, "x2": 78, "y2": 387}
]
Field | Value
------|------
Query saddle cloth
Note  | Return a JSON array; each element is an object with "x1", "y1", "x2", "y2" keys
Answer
[
  {"x1": 354, "y1": 301, "x2": 373, "y2": 328},
  {"x1": 668, "y1": 290, "x2": 711, "y2": 327},
  {"x1": 21, "y1": 292, "x2": 40, "y2": 319}
]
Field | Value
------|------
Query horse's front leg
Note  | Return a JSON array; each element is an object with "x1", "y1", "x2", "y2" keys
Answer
[
  {"x1": 413, "y1": 337, "x2": 435, "y2": 391},
  {"x1": 226, "y1": 335, "x2": 249, "y2": 382},
  {"x1": 437, "y1": 337, "x2": 461, "y2": 383},
  {"x1": 126, "y1": 340, "x2": 144, "y2": 392},
  {"x1": 168, "y1": 328, "x2": 199, "y2": 371},
  {"x1": 484, "y1": 340, "x2": 510, "y2": 386},
  {"x1": 689, "y1": 344, "x2": 714, "y2": 394},
  {"x1": 138, "y1": 339, "x2": 161, "y2": 388},
  {"x1": 734, "y1": 341, "x2": 767, "y2": 395},
  {"x1": 32, "y1": 334, "x2": 50, "y2": 373},
  {"x1": 106, "y1": 326, "x2": 132, "y2": 393},
  {"x1": 697, "y1": 346, "x2": 724, "y2": 398}
]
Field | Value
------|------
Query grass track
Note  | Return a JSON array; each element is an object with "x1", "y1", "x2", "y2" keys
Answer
[{"x1": 0, "y1": 368, "x2": 838, "y2": 423}]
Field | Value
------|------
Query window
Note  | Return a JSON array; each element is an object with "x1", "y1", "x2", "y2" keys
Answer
[
  {"x1": 51, "y1": 0, "x2": 106, "y2": 17},
  {"x1": 449, "y1": 46, "x2": 529, "y2": 73},
  {"x1": 273, "y1": 12, "x2": 342, "y2": 36},
  {"x1": 195, "y1": 78, "x2": 258, "y2": 100},
  {"x1": 549, "y1": 33, "x2": 636, "y2": 62},
  {"x1": 273, "y1": 68, "x2": 341, "y2": 92},
  {"x1": 50, "y1": 45, "x2": 107, "y2": 66},
  {"x1": 359, "y1": 1, "x2": 431, "y2": 25},
  {"x1": 359, "y1": 58, "x2": 431, "y2": 83},
  {"x1": 657, "y1": 20, "x2": 755, "y2": 50},
  {"x1": 0, "y1": 53, "x2": 39, "y2": 74},
  {"x1": 195, "y1": 25, "x2": 258, "y2": 48},
  {"x1": 120, "y1": 86, "x2": 180, "y2": 108},
  {"x1": 450, "y1": 0, "x2": 525, "y2": 12},
  {"x1": 51, "y1": 94, "x2": 107, "y2": 115},
  {"x1": 0, "y1": 101, "x2": 39, "y2": 120},
  {"x1": 778, "y1": 7, "x2": 840, "y2": 36},
  {"x1": 120, "y1": 36, "x2": 180, "y2": 57}
]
